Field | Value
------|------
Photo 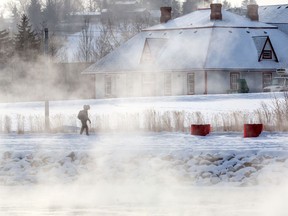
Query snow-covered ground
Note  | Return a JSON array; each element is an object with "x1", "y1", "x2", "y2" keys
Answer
[
  {"x1": 1, "y1": 93, "x2": 288, "y2": 215},
  {"x1": 0, "y1": 92, "x2": 284, "y2": 132},
  {"x1": 0, "y1": 92, "x2": 280, "y2": 116}
]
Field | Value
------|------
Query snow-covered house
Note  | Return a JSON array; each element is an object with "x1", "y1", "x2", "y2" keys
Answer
[
  {"x1": 259, "y1": 4, "x2": 288, "y2": 35},
  {"x1": 83, "y1": 4, "x2": 288, "y2": 98}
]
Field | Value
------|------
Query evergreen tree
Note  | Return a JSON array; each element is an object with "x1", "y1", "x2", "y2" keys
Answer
[
  {"x1": 43, "y1": 0, "x2": 59, "y2": 31},
  {"x1": 27, "y1": 0, "x2": 42, "y2": 30},
  {"x1": 14, "y1": 14, "x2": 41, "y2": 60},
  {"x1": 182, "y1": 0, "x2": 198, "y2": 15},
  {"x1": 0, "y1": 29, "x2": 14, "y2": 63}
]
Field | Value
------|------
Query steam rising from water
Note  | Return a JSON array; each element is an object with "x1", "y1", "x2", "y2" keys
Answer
[{"x1": 0, "y1": 133, "x2": 288, "y2": 215}]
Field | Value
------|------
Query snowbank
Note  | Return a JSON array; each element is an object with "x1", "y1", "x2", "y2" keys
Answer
[{"x1": 1, "y1": 132, "x2": 288, "y2": 186}]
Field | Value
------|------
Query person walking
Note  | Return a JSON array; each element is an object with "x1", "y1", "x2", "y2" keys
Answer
[{"x1": 78, "y1": 105, "x2": 91, "y2": 135}]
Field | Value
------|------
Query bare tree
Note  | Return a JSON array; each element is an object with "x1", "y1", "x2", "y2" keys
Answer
[
  {"x1": 75, "y1": 18, "x2": 95, "y2": 62},
  {"x1": 241, "y1": 0, "x2": 257, "y2": 8},
  {"x1": 48, "y1": 32, "x2": 65, "y2": 57},
  {"x1": 87, "y1": 0, "x2": 101, "y2": 12},
  {"x1": 222, "y1": 0, "x2": 231, "y2": 9},
  {"x1": 93, "y1": 20, "x2": 119, "y2": 61}
]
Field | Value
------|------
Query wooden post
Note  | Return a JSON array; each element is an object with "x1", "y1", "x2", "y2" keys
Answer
[
  {"x1": 44, "y1": 28, "x2": 49, "y2": 55},
  {"x1": 45, "y1": 100, "x2": 50, "y2": 132},
  {"x1": 44, "y1": 28, "x2": 50, "y2": 132}
]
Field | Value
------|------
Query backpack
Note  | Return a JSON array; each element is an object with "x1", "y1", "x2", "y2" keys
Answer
[{"x1": 77, "y1": 110, "x2": 86, "y2": 120}]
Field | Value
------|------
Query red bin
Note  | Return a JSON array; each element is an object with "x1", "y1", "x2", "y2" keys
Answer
[
  {"x1": 191, "y1": 124, "x2": 211, "y2": 136},
  {"x1": 244, "y1": 124, "x2": 263, "y2": 138}
]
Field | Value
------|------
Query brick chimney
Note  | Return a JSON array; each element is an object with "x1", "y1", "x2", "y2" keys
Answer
[
  {"x1": 247, "y1": 4, "x2": 259, "y2": 21},
  {"x1": 210, "y1": 3, "x2": 222, "y2": 20},
  {"x1": 160, "y1": 7, "x2": 172, "y2": 23}
]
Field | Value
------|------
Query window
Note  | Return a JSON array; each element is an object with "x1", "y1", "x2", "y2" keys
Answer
[
  {"x1": 187, "y1": 73, "x2": 195, "y2": 95},
  {"x1": 140, "y1": 38, "x2": 167, "y2": 64},
  {"x1": 164, "y1": 73, "x2": 172, "y2": 95},
  {"x1": 230, "y1": 72, "x2": 240, "y2": 91},
  {"x1": 105, "y1": 75, "x2": 112, "y2": 97},
  {"x1": 253, "y1": 36, "x2": 278, "y2": 62},
  {"x1": 263, "y1": 72, "x2": 272, "y2": 87},
  {"x1": 141, "y1": 43, "x2": 153, "y2": 63},
  {"x1": 262, "y1": 50, "x2": 272, "y2": 59}
]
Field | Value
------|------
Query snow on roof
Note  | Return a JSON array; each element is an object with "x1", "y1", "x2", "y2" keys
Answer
[
  {"x1": 83, "y1": 8, "x2": 288, "y2": 74},
  {"x1": 145, "y1": 9, "x2": 275, "y2": 31},
  {"x1": 259, "y1": 4, "x2": 288, "y2": 24},
  {"x1": 252, "y1": 36, "x2": 268, "y2": 58}
]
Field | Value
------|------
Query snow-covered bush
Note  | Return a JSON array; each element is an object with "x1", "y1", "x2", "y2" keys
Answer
[{"x1": 255, "y1": 92, "x2": 288, "y2": 131}]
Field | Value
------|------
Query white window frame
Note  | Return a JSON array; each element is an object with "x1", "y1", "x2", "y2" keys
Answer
[
  {"x1": 187, "y1": 73, "x2": 195, "y2": 95},
  {"x1": 230, "y1": 72, "x2": 240, "y2": 91},
  {"x1": 263, "y1": 72, "x2": 272, "y2": 88},
  {"x1": 105, "y1": 75, "x2": 112, "y2": 97}
]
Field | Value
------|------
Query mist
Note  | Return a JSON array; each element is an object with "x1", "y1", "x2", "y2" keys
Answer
[
  {"x1": 1, "y1": 1, "x2": 288, "y2": 215},
  {"x1": 0, "y1": 56, "x2": 95, "y2": 102},
  {"x1": 0, "y1": 93, "x2": 288, "y2": 215},
  {"x1": 1, "y1": 131, "x2": 288, "y2": 215}
]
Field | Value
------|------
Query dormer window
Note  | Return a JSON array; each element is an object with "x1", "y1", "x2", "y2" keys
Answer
[
  {"x1": 252, "y1": 36, "x2": 278, "y2": 62},
  {"x1": 140, "y1": 38, "x2": 167, "y2": 64},
  {"x1": 141, "y1": 42, "x2": 153, "y2": 63}
]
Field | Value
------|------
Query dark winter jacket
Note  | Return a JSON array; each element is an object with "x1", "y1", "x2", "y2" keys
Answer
[{"x1": 78, "y1": 109, "x2": 91, "y2": 123}]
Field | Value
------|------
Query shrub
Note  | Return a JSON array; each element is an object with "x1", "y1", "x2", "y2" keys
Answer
[
  {"x1": 4, "y1": 115, "x2": 11, "y2": 133},
  {"x1": 17, "y1": 114, "x2": 25, "y2": 134}
]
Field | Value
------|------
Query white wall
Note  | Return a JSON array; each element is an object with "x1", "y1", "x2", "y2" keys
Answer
[
  {"x1": 95, "y1": 74, "x2": 105, "y2": 98},
  {"x1": 207, "y1": 71, "x2": 229, "y2": 94},
  {"x1": 94, "y1": 70, "x2": 273, "y2": 98},
  {"x1": 194, "y1": 71, "x2": 205, "y2": 94}
]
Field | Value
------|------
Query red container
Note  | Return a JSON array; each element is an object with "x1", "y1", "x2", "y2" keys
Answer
[
  {"x1": 191, "y1": 124, "x2": 211, "y2": 136},
  {"x1": 244, "y1": 124, "x2": 263, "y2": 138}
]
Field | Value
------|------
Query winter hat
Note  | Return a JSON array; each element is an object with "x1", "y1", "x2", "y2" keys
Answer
[{"x1": 83, "y1": 105, "x2": 90, "y2": 110}]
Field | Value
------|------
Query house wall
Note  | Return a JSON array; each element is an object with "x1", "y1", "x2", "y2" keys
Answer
[
  {"x1": 207, "y1": 71, "x2": 229, "y2": 94},
  {"x1": 115, "y1": 73, "x2": 127, "y2": 97},
  {"x1": 207, "y1": 70, "x2": 272, "y2": 94},
  {"x1": 94, "y1": 70, "x2": 274, "y2": 99},
  {"x1": 95, "y1": 74, "x2": 105, "y2": 98},
  {"x1": 172, "y1": 72, "x2": 185, "y2": 95},
  {"x1": 195, "y1": 71, "x2": 205, "y2": 94}
]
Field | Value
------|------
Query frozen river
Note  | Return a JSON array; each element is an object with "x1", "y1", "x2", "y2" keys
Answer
[
  {"x1": 0, "y1": 132, "x2": 288, "y2": 215},
  {"x1": 1, "y1": 185, "x2": 284, "y2": 216}
]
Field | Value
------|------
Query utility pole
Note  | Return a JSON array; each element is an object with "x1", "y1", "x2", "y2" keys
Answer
[{"x1": 44, "y1": 28, "x2": 50, "y2": 132}]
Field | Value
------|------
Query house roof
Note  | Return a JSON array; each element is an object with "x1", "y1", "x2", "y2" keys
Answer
[
  {"x1": 145, "y1": 9, "x2": 275, "y2": 30},
  {"x1": 259, "y1": 4, "x2": 288, "y2": 24},
  {"x1": 84, "y1": 8, "x2": 288, "y2": 74}
]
